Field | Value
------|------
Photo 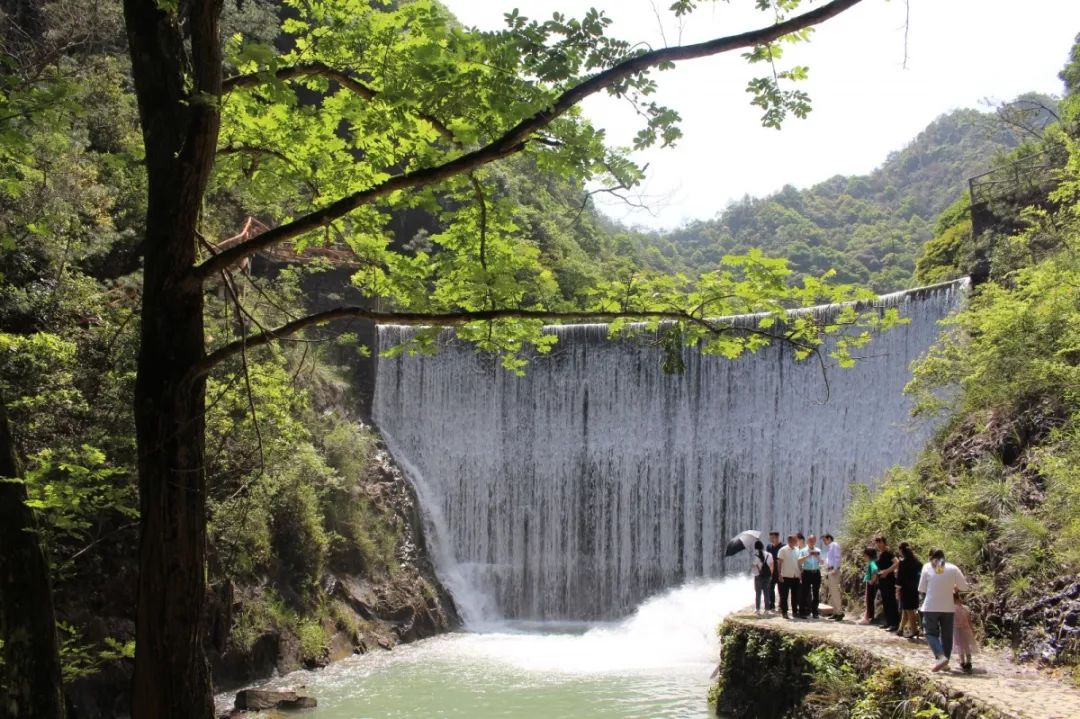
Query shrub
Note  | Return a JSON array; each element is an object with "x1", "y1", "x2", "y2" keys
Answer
[
  {"x1": 295, "y1": 618, "x2": 327, "y2": 662},
  {"x1": 267, "y1": 444, "x2": 333, "y2": 601},
  {"x1": 844, "y1": 138, "x2": 1080, "y2": 665}
]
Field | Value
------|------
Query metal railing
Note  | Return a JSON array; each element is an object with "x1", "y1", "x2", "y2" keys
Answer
[{"x1": 968, "y1": 146, "x2": 1063, "y2": 210}]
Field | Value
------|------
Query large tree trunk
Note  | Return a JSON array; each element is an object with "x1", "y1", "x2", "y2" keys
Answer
[
  {"x1": 130, "y1": 261, "x2": 211, "y2": 719},
  {"x1": 123, "y1": 1, "x2": 222, "y2": 715},
  {"x1": 0, "y1": 393, "x2": 66, "y2": 719}
]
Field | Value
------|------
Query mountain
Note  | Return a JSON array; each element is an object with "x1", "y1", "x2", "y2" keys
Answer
[{"x1": 616, "y1": 101, "x2": 1053, "y2": 291}]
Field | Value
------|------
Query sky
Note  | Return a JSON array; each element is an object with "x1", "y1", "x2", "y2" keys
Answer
[{"x1": 441, "y1": 0, "x2": 1080, "y2": 229}]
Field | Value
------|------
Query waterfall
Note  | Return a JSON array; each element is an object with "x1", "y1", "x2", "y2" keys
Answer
[{"x1": 373, "y1": 279, "x2": 967, "y2": 622}]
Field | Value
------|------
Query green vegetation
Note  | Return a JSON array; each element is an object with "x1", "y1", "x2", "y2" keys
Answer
[
  {"x1": 914, "y1": 57, "x2": 1076, "y2": 286},
  {"x1": 802, "y1": 645, "x2": 929, "y2": 719},
  {"x1": 1, "y1": 1, "x2": 898, "y2": 711},
  {"x1": 0, "y1": 1, "x2": 417, "y2": 686},
  {"x1": 712, "y1": 622, "x2": 1000, "y2": 719},
  {"x1": 843, "y1": 40, "x2": 1080, "y2": 671},
  {"x1": 845, "y1": 197, "x2": 1080, "y2": 662}
]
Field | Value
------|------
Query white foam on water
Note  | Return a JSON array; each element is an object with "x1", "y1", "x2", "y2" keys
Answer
[
  {"x1": 215, "y1": 577, "x2": 750, "y2": 718},
  {"x1": 453, "y1": 576, "x2": 747, "y2": 675}
]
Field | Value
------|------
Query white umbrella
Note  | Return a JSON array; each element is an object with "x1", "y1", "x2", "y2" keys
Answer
[{"x1": 725, "y1": 529, "x2": 762, "y2": 557}]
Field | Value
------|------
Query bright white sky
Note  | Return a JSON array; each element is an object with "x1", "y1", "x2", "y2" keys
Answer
[{"x1": 442, "y1": 0, "x2": 1080, "y2": 229}]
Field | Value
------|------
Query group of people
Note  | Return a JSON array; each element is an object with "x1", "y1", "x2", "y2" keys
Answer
[
  {"x1": 750, "y1": 532, "x2": 978, "y2": 674},
  {"x1": 750, "y1": 531, "x2": 844, "y2": 621},
  {"x1": 858, "y1": 538, "x2": 977, "y2": 673}
]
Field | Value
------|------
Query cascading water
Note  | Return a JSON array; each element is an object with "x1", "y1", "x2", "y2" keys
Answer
[{"x1": 373, "y1": 279, "x2": 968, "y2": 622}]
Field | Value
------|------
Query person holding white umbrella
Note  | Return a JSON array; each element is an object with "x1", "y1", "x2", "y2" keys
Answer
[
  {"x1": 724, "y1": 529, "x2": 762, "y2": 557},
  {"x1": 750, "y1": 539, "x2": 774, "y2": 614}
]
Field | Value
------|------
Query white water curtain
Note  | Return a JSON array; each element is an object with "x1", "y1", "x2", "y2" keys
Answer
[{"x1": 374, "y1": 280, "x2": 966, "y2": 621}]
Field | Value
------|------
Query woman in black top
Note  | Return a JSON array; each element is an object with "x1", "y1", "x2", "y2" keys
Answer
[{"x1": 897, "y1": 541, "x2": 923, "y2": 638}]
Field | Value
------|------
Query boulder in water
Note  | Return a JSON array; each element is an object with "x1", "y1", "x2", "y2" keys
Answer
[{"x1": 234, "y1": 689, "x2": 317, "y2": 710}]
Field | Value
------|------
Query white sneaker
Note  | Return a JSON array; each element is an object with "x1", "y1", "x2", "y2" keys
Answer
[{"x1": 931, "y1": 658, "x2": 949, "y2": 672}]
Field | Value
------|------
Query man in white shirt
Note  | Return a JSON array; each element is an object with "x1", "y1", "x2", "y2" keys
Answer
[
  {"x1": 776, "y1": 534, "x2": 802, "y2": 619},
  {"x1": 821, "y1": 533, "x2": 844, "y2": 620},
  {"x1": 918, "y1": 548, "x2": 970, "y2": 672}
]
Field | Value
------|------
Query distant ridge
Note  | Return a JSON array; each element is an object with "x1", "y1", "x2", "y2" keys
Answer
[{"x1": 621, "y1": 97, "x2": 1056, "y2": 291}]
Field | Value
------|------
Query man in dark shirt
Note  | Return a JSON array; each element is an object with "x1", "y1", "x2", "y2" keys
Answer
[
  {"x1": 874, "y1": 535, "x2": 901, "y2": 631},
  {"x1": 765, "y1": 531, "x2": 782, "y2": 611}
]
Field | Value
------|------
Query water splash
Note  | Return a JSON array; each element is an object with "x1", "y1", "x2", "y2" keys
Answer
[
  {"x1": 374, "y1": 279, "x2": 967, "y2": 621},
  {"x1": 216, "y1": 577, "x2": 749, "y2": 718},
  {"x1": 456, "y1": 576, "x2": 748, "y2": 674}
]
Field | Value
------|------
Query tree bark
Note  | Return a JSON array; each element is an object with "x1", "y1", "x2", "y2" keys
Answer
[
  {"x1": 0, "y1": 392, "x2": 66, "y2": 719},
  {"x1": 122, "y1": 1, "x2": 221, "y2": 716}
]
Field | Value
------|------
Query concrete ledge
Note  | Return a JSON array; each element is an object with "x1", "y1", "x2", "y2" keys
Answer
[{"x1": 711, "y1": 612, "x2": 1079, "y2": 719}]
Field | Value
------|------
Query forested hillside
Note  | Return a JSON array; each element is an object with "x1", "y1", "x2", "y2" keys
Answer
[
  {"x1": 440, "y1": 103, "x2": 1048, "y2": 304},
  {"x1": 617, "y1": 102, "x2": 1053, "y2": 291},
  {"x1": 844, "y1": 36, "x2": 1080, "y2": 676}
]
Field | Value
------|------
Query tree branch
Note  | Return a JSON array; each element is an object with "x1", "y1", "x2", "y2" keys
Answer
[
  {"x1": 223, "y1": 61, "x2": 377, "y2": 99},
  {"x1": 222, "y1": 61, "x2": 457, "y2": 143},
  {"x1": 192, "y1": 0, "x2": 864, "y2": 283},
  {"x1": 219, "y1": 268, "x2": 266, "y2": 486},
  {"x1": 190, "y1": 303, "x2": 834, "y2": 379},
  {"x1": 218, "y1": 145, "x2": 320, "y2": 197}
]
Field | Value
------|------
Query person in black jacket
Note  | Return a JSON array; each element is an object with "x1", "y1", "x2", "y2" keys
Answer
[
  {"x1": 764, "y1": 531, "x2": 782, "y2": 611},
  {"x1": 874, "y1": 536, "x2": 901, "y2": 631}
]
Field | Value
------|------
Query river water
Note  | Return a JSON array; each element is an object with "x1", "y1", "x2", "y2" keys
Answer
[{"x1": 217, "y1": 577, "x2": 747, "y2": 717}]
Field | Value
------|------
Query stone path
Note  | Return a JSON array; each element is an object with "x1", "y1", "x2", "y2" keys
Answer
[{"x1": 728, "y1": 611, "x2": 1080, "y2": 719}]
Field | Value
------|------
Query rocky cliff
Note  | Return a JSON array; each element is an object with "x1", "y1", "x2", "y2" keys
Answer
[{"x1": 211, "y1": 437, "x2": 459, "y2": 691}]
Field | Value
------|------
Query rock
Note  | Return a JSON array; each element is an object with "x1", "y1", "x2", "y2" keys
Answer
[
  {"x1": 215, "y1": 631, "x2": 281, "y2": 690},
  {"x1": 235, "y1": 689, "x2": 285, "y2": 709},
  {"x1": 235, "y1": 689, "x2": 317, "y2": 710},
  {"x1": 283, "y1": 696, "x2": 317, "y2": 709},
  {"x1": 329, "y1": 630, "x2": 356, "y2": 662},
  {"x1": 335, "y1": 574, "x2": 381, "y2": 619},
  {"x1": 275, "y1": 630, "x2": 304, "y2": 676},
  {"x1": 1003, "y1": 575, "x2": 1080, "y2": 664}
]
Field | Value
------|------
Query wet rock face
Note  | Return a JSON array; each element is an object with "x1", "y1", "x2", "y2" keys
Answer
[
  {"x1": 1005, "y1": 576, "x2": 1080, "y2": 665},
  {"x1": 322, "y1": 445, "x2": 460, "y2": 650},
  {"x1": 215, "y1": 632, "x2": 282, "y2": 689},
  {"x1": 328, "y1": 568, "x2": 453, "y2": 650}
]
